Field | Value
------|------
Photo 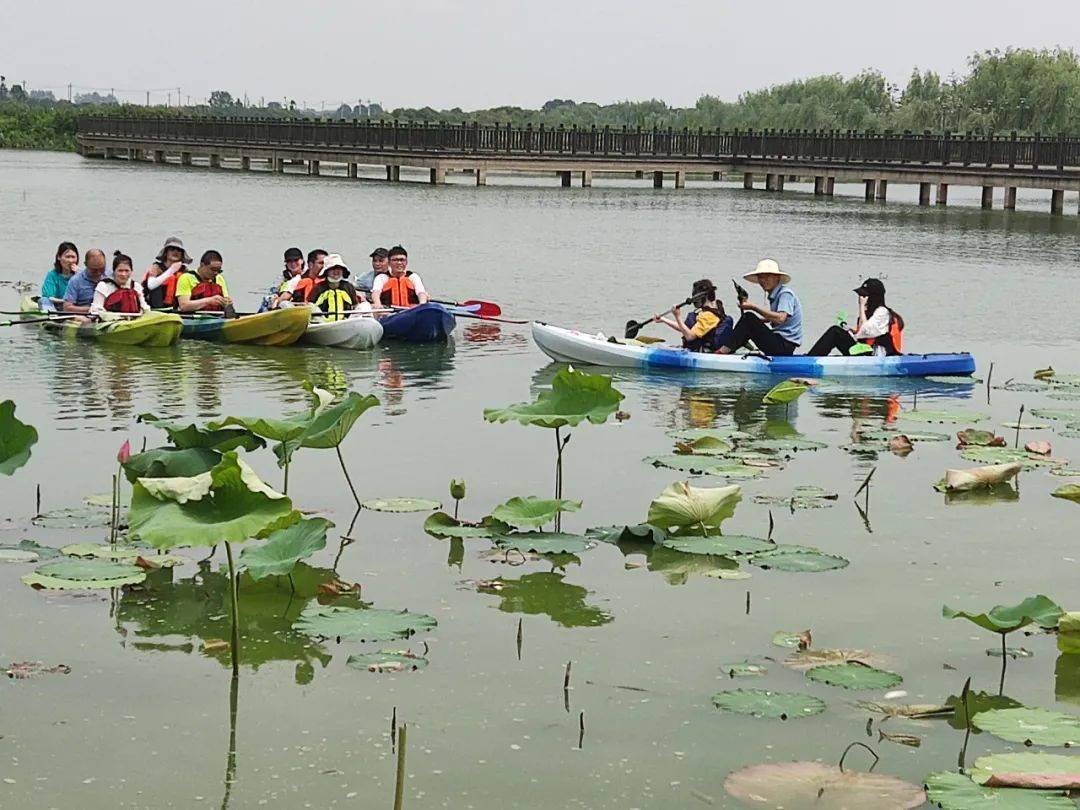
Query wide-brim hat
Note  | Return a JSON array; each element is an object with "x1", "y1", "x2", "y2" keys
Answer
[
  {"x1": 743, "y1": 258, "x2": 791, "y2": 285},
  {"x1": 319, "y1": 253, "x2": 350, "y2": 278},
  {"x1": 156, "y1": 237, "x2": 193, "y2": 264}
]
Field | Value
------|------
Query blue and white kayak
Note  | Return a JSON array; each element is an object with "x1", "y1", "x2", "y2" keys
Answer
[
  {"x1": 378, "y1": 303, "x2": 456, "y2": 343},
  {"x1": 532, "y1": 322, "x2": 975, "y2": 378}
]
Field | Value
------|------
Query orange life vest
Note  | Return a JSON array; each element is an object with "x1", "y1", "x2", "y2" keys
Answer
[
  {"x1": 143, "y1": 263, "x2": 182, "y2": 308},
  {"x1": 293, "y1": 276, "x2": 316, "y2": 303},
  {"x1": 102, "y1": 279, "x2": 141, "y2": 314},
  {"x1": 380, "y1": 274, "x2": 419, "y2": 308},
  {"x1": 864, "y1": 311, "x2": 904, "y2": 355}
]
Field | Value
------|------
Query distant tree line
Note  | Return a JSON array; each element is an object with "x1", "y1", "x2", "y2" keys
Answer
[{"x1": 3, "y1": 48, "x2": 1080, "y2": 151}]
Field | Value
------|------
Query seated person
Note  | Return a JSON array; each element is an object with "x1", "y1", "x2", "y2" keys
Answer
[
  {"x1": 372, "y1": 245, "x2": 429, "y2": 308},
  {"x1": 355, "y1": 247, "x2": 389, "y2": 295},
  {"x1": 40, "y1": 241, "x2": 79, "y2": 312},
  {"x1": 62, "y1": 249, "x2": 109, "y2": 314},
  {"x1": 143, "y1": 237, "x2": 192, "y2": 310},
  {"x1": 90, "y1": 251, "x2": 150, "y2": 317},
  {"x1": 176, "y1": 250, "x2": 233, "y2": 314},
  {"x1": 653, "y1": 279, "x2": 733, "y2": 352},
  {"x1": 311, "y1": 254, "x2": 363, "y2": 320},
  {"x1": 806, "y1": 277, "x2": 904, "y2": 356},
  {"x1": 717, "y1": 259, "x2": 802, "y2": 356}
]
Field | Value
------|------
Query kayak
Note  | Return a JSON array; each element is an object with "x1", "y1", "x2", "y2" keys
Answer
[
  {"x1": 532, "y1": 322, "x2": 976, "y2": 378},
  {"x1": 302, "y1": 315, "x2": 384, "y2": 349},
  {"x1": 378, "y1": 303, "x2": 455, "y2": 343},
  {"x1": 18, "y1": 298, "x2": 182, "y2": 346},
  {"x1": 180, "y1": 307, "x2": 310, "y2": 346}
]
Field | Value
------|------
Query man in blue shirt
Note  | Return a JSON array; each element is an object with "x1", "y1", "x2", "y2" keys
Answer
[
  {"x1": 717, "y1": 259, "x2": 803, "y2": 356},
  {"x1": 62, "y1": 249, "x2": 108, "y2": 314}
]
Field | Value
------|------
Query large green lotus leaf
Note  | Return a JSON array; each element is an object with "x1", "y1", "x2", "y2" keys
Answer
[
  {"x1": 722, "y1": 661, "x2": 768, "y2": 678},
  {"x1": 239, "y1": 517, "x2": 331, "y2": 580},
  {"x1": 22, "y1": 558, "x2": 146, "y2": 590},
  {"x1": 740, "y1": 436, "x2": 828, "y2": 453},
  {"x1": 1052, "y1": 485, "x2": 1080, "y2": 504},
  {"x1": 805, "y1": 663, "x2": 902, "y2": 690},
  {"x1": 762, "y1": 379, "x2": 812, "y2": 405},
  {"x1": 423, "y1": 512, "x2": 507, "y2": 539},
  {"x1": 60, "y1": 543, "x2": 141, "y2": 560},
  {"x1": 1058, "y1": 613, "x2": 1080, "y2": 654},
  {"x1": 494, "y1": 532, "x2": 590, "y2": 555},
  {"x1": 900, "y1": 409, "x2": 988, "y2": 423},
  {"x1": 1032, "y1": 408, "x2": 1080, "y2": 422},
  {"x1": 784, "y1": 648, "x2": 888, "y2": 672},
  {"x1": 122, "y1": 447, "x2": 222, "y2": 484},
  {"x1": 361, "y1": 497, "x2": 442, "y2": 513},
  {"x1": 0, "y1": 400, "x2": 38, "y2": 476},
  {"x1": 137, "y1": 413, "x2": 265, "y2": 452},
  {"x1": 662, "y1": 534, "x2": 773, "y2": 556},
  {"x1": 128, "y1": 451, "x2": 300, "y2": 549},
  {"x1": 31, "y1": 506, "x2": 111, "y2": 529},
  {"x1": 585, "y1": 524, "x2": 666, "y2": 545},
  {"x1": 645, "y1": 455, "x2": 763, "y2": 478},
  {"x1": 647, "y1": 482, "x2": 742, "y2": 530},
  {"x1": 346, "y1": 651, "x2": 428, "y2": 673},
  {"x1": 971, "y1": 753, "x2": 1080, "y2": 790},
  {"x1": 483, "y1": 366, "x2": 624, "y2": 428},
  {"x1": 490, "y1": 496, "x2": 582, "y2": 529},
  {"x1": 0, "y1": 540, "x2": 61, "y2": 563},
  {"x1": 858, "y1": 428, "x2": 951, "y2": 443},
  {"x1": 957, "y1": 428, "x2": 1004, "y2": 446},
  {"x1": 943, "y1": 595, "x2": 1063, "y2": 634},
  {"x1": 294, "y1": 604, "x2": 437, "y2": 642},
  {"x1": 668, "y1": 427, "x2": 752, "y2": 442},
  {"x1": 672, "y1": 435, "x2": 734, "y2": 456},
  {"x1": 272, "y1": 391, "x2": 380, "y2": 464},
  {"x1": 711, "y1": 689, "x2": 825, "y2": 720},
  {"x1": 959, "y1": 447, "x2": 1061, "y2": 469},
  {"x1": 726, "y1": 762, "x2": 925, "y2": 809},
  {"x1": 750, "y1": 545, "x2": 850, "y2": 572},
  {"x1": 924, "y1": 771, "x2": 1074, "y2": 809},
  {"x1": 477, "y1": 571, "x2": 613, "y2": 628},
  {"x1": 753, "y1": 485, "x2": 839, "y2": 509},
  {"x1": 974, "y1": 707, "x2": 1080, "y2": 746},
  {"x1": 945, "y1": 691, "x2": 1021, "y2": 731}
]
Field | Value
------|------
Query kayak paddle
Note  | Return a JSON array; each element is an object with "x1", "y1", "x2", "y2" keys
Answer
[
  {"x1": 624, "y1": 295, "x2": 702, "y2": 339},
  {"x1": 432, "y1": 298, "x2": 501, "y2": 317}
]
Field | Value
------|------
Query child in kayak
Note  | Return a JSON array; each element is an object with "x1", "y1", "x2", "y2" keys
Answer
[
  {"x1": 805, "y1": 277, "x2": 904, "y2": 356},
  {"x1": 653, "y1": 279, "x2": 733, "y2": 352},
  {"x1": 40, "y1": 241, "x2": 79, "y2": 311},
  {"x1": 90, "y1": 251, "x2": 150, "y2": 317}
]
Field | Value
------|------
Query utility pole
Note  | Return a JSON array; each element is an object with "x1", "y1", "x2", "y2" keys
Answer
[
  {"x1": 67, "y1": 83, "x2": 72, "y2": 102},
  {"x1": 146, "y1": 90, "x2": 150, "y2": 106},
  {"x1": 168, "y1": 92, "x2": 172, "y2": 106}
]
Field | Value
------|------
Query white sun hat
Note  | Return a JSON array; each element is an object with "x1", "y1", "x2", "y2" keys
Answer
[{"x1": 743, "y1": 258, "x2": 791, "y2": 285}]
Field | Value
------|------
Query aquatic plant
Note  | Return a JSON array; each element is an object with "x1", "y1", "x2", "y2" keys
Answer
[
  {"x1": 0, "y1": 400, "x2": 37, "y2": 476},
  {"x1": 238, "y1": 517, "x2": 331, "y2": 581},
  {"x1": 711, "y1": 689, "x2": 825, "y2": 719},
  {"x1": 360, "y1": 497, "x2": 441, "y2": 513},
  {"x1": 646, "y1": 481, "x2": 741, "y2": 533},
  {"x1": 490, "y1": 496, "x2": 581, "y2": 529},
  {"x1": 727, "y1": 761, "x2": 925, "y2": 808}
]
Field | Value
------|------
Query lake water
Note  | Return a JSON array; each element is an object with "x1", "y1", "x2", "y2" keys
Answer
[{"x1": 1, "y1": 150, "x2": 1080, "y2": 809}]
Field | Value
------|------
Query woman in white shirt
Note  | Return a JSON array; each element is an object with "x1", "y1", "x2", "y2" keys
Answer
[
  {"x1": 90, "y1": 251, "x2": 150, "y2": 317},
  {"x1": 806, "y1": 278, "x2": 903, "y2": 356}
]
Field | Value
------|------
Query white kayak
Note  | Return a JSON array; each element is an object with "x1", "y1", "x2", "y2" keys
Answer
[
  {"x1": 303, "y1": 315, "x2": 384, "y2": 349},
  {"x1": 532, "y1": 322, "x2": 976, "y2": 378}
]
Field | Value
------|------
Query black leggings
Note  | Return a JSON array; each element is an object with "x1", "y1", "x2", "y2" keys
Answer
[
  {"x1": 806, "y1": 325, "x2": 858, "y2": 356},
  {"x1": 722, "y1": 313, "x2": 797, "y2": 355}
]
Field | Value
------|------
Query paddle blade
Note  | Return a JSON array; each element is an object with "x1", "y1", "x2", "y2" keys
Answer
[
  {"x1": 460, "y1": 300, "x2": 501, "y2": 317},
  {"x1": 624, "y1": 320, "x2": 643, "y2": 339}
]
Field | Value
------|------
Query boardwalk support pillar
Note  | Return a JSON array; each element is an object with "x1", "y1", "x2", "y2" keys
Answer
[
  {"x1": 386, "y1": 165, "x2": 400, "y2": 182},
  {"x1": 653, "y1": 171, "x2": 664, "y2": 189},
  {"x1": 876, "y1": 179, "x2": 888, "y2": 201},
  {"x1": 919, "y1": 182, "x2": 931, "y2": 206},
  {"x1": 430, "y1": 167, "x2": 445, "y2": 184},
  {"x1": 476, "y1": 166, "x2": 487, "y2": 186},
  {"x1": 674, "y1": 170, "x2": 685, "y2": 189},
  {"x1": 560, "y1": 171, "x2": 571, "y2": 187},
  {"x1": 981, "y1": 185, "x2": 994, "y2": 209},
  {"x1": 713, "y1": 171, "x2": 722, "y2": 181},
  {"x1": 181, "y1": 152, "x2": 192, "y2": 166},
  {"x1": 766, "y1": 173, "x2": 777, "y2": 191},
  {"x1": 309, "y1": 159, "x2": 320, "y2": 176},
  {"x1": 209, "y1": 154, "x2": 221, "y2": 169},
  {"x1": 743, "y1": 172, "x2": 754, "y2": 190},
  {"x1": 864, "y1": 179, "x2": 876, "y2": 201},
  {"x1": 1004, "y1": 186, "x2": 1017, "y2": 209},
  {"x1": 581, "y1": 170, "x2": 592, "y2": 188},
  {"x1": 1051, "y1": 189, "x2": 1064, "y2": 215},
  {"x1": 153, "y1": 150, "x2": 165, "y2": 164},
  {"x1": 348, "y1": 163, "x2": 358, "y2": 179},
  {"x1": 241, "y1": 156, "x2": 250, "y2": 170},
  {"x1": 825, "y1": 177, "x2": 835, "y2": 196},
  {"x1": 814, "y1": 176, "x2": 825, "y2": 196},
  {"x1": 936, "y1": 183, "x2": 948, "y2": 205}
]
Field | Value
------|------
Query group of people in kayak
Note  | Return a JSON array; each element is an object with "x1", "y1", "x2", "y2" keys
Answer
[
  {"x1": 653, "y1": 259, "x2": 904, "y2": 357},
  {"x1": 39, "y1": 238, "x2": 431, "y2": 323}
]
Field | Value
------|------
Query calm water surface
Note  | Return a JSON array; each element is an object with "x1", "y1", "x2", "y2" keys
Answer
[{"x1": 1, "y1": 151, "x2": 1080, "y2": 808}]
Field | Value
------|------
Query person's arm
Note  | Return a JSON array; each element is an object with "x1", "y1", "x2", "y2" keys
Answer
[
  {"x1": 136, "y1": 282, "x2": 151, "y2": 313},
  {"x1": 739, "y1": 291, "x2": 790, "y2": 325},
  {"x1": 854, "y1": 306, "x2": 890, "y2": 339},
  {"x1": 370, "y1": 276, "x2": 386, "y2": 305},
  {"x1": 177, "y1": 294, "x2": 226, "y2": 313},
  {"x1": 145, "y1": 262, "x2": 181, "y2": 291},
  {"x1": 89, "y1": 284, "x2": 107, "y2": 317},
  {"x1": 41, "y1": 271, "x2": 60, "y2": 300},
  {"x1": 410, "y1": 274, "x2": 430, "y2": 304},
  {"x1": 62, "y1": 281, "x2": 90, "y2": 314}
]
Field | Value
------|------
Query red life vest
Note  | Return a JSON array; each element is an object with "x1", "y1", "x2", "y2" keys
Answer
[
  {"x1": 380, "y1": 274, "x2": 419, "y2": 308},
  {"x1": 863, "y1": 310, "x2": 904, "y2": 355},
  {"x1": 294, "y1": 276, "x2": 316, "y2": 303},
  {"x1": 102, "y1": 279, "x2": 142, "y2": 314},
  {"x1": 184, "y1": 271, "x2": 225, "y2": 301},
  {"x1": 143, "y1": 263, "x2": 182, "y2": 308}
]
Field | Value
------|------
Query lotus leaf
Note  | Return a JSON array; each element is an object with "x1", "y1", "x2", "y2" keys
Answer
[
  {"x1": 762, "y1": 379, "x2": 813, "y2": 405},
  {"x1": 1059, "y1": 428, "x2": 1080, "y2": 440},
  {"x1": 1048, "y1": 389, "x2": 1080, "y2": 401},
  {"x1": 128, "y1": 451, "x2": 300, "y2": 549},
  {"x1": 750, "y1": 546, "x2": 849, "y2": 573},
  {"x1": 668, "y1": 427, "x2": 751, "y2": 442},
  {"x1": 753, "y1": 485, "x2": 839, "y2": 509},
  {"x1": 945, "y1": 691, "x2": 1021, "y2": 731},
  {"x1": 859, "y1": 428, "x2": 950, "y2": 442},
  {"x1": 239, "y1": 517, "x2": 331, "y2": 580},
  {"x1": 424, "y1": 512, "x2": 507, "y2": 539},
  {"x1": 1033, "y1": 408, "x2": 1080, "y2": 422},
  {"x1": 971, "y1": 753, "x2": 1080, "y2": 790},
  {"x1": 645, "y1": 547, "x2": 742, "y2": 584},
  {"x1": 361, "y1": 497, "x2": 442, "y2": 513},
  {"x1": 973, "y1": 707, "x2": 1080, "y2": 746},
  {"x1": 945, "y1": 462, "x2": 1023, "y2": 491},
  {"x1": 662, "y1": 534, "x2": 773, "y2": 556},
  {"x1": 22, "y1": 559, "x2": 146, "y2": 590},
  {"x1": 673, "y1": 435, "x2": 734, "y2": 456},
  {"x1": 31, "y1": 506, "x2": 112, "y2": 529},
  {"x1": 772, "y1": 630, "x2": 812, "y2": 649},
  {"x1": 784, "y1": 649, "x2": 885, "y2": 672},
  {"x1": 477, "y1": 572, "x2": 612, "y2": 627},
  {"x1": 741, "y1": 437, "x2": 828, "y2": 453},
  {"x1": 483, "y1": 366, "x2": 624, "y2": 428},
  {"x1": 726, "y1": 762, "x2": 925, "y2": 809},
  {"x1": 209, "y1": 386, "x2": 335, "y2": 443},
  {"x1": 272, "y1": 390, "x2": 380, "y2": 465},
  {"x1": 1052, "y1": 485, "x2": 1080, "y2": 504},
  {"x1": 135, "y1": 553, "x2": 189, "y2": 569},
  {"x1": 924, "y1": 771, "x2": 1073, "y2": 810},
  {"x1": 60, "y1": 543, "x2": 141, "y2": 560},
  {"x1": 646, "y1": 482, "x2": 741, "y2": 531},
  {"x1": 0, "y1": 540, "x2": 60, "y2": 563},
  {"x1": 346, "y1": 651, "x2": 429, "y2": 673},
  {"x1": 122, "y1": 447, "x2": 222, "y2": 483},
  {"x1": 294, "y1": 604, "x2": 437, "y2": 642},
  {"x1": 0, "y1": 400, "x2": 38, "y2": 475},
  {"x1": 703, "y1": 568, "x2": 752, "y2": 580},
  {"x1": 490, "y1": 496, "x2": 582, "y2": 529},
  {"x1": 494, "y1": 532, "x2": 590, "y2": 555},
  {"x1": 900, "y1": 409, "x2": 988, "y2": 424},
  {"x1": 959, "y1": 446, "x2": 1061, "y2": 468},
  {"x1": 711, "y1": 689, "x2": 825, "y2": 719},
  {"x1": 1045, "y1": 373, "x2": 1080, "y2": 387},
  {"x1": 997, "y1": 380, "x2": 1049, "y2": 392},
  {"x1": 644, "y1": 455, "x2": 763, "y2": 478},
  {"x1": 957, "y1": 429, "x2": 1004, "y2": 446},
  {"x1": 942, "y1": 595, "x2": 1063, "y2": 634},
  {"x1": 805, "y1": 662, "x2": 902, "y2": 690},
  {"x1": 1050, "y1": 465, "x2": 1080, "y2": 476},
  {"x1": 585, "y1": 524, "x2": 665, "y2": 545},
  {"x1": 722, "y1": 661, "x2": 768, "y2": 678},
  {"x1": 137, "y1": 413, "x2": 265, "y2": 452},
  {"x1": 1058, "y1": 613, "x2": 1080, "y2": 654}
]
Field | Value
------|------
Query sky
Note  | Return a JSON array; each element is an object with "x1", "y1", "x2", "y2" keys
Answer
[{"x1": 3, "y1": 0, "x2": 1077, "y2": 109}]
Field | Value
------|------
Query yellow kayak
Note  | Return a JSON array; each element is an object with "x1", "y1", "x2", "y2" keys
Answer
[
  {"x1": 19, "y1": 298, "x2": 183, "y2": 346},
  {"x1": 179, "y1": 307, "x2": 311, "y2": 346}
]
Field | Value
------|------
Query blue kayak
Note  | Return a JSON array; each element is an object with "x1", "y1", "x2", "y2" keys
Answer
[{"x1": 378, "y1": 303, "x2": 456, "y2": 343}]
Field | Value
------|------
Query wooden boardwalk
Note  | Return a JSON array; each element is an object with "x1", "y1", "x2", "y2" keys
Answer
[{"x1": 77, "y1": 116, "x2": 1080, "y2": 214}]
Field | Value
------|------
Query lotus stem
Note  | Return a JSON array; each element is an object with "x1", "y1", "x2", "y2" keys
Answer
[
  {"x1": 221, "y1": 671, "x2": 239, "y2": 810},
  {"x1": 564, "y1": 659, "x2": 572, "y2": 690},
  {"x1": 1014, "y1": 404, "x2": 1024, "y2": 449},
  {"x1": 999, "y1": 634, "x2": 1008, "y2": 695},
  {"x1": 516, "y1": 618, "x2": 523, "y2": 660},
  {"x1": 393, "y1": 723, "x2": 407, "y2": 810},
  {"x1": 453, "y1": 499, "x2": 460, "y2": 520},
  {"x1": 35, "y1": 483, "x2": 41, "y2": 517},
  {"x1": 986, "y1": 361, "x2": 994, "y2": 405},
  {"x1": 335, "y1": 446, "x2": 362, "y2": 507},
  {"x1": 838, "y1": 741, "x2": 878, "y2": 774},
  {"x1": 578, "y1": 710, "x2": 585, "y2": 749},
  {"x1": 391, "y1": 706, "x2": 397, "y2": 750},
  {"x1": 225, "y1": 541, "x2": 241, "y2": 678},
  {"x1": 283, "y1": 460, "x2": 289, "y2": 495},
  {"x1": 745, "y1": 590, "x2": 751, "y2": 615},
  {"x1": 958, "y1": 676, "x2": 972, "y2": 771},
  {"x1": 110, "y1": 472, "x2": 118, "y2": 547}
]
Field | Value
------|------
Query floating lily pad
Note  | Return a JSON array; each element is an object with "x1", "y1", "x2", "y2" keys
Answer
[
  {"x1": 22, "y1": 559, "x2": 146, "y2": 590},
  {"x1": 668, "y1": 427, "x2": 752, "y2": 442},
  {"x1": 294, "y1": 604, "x2": 437, "y2": 642},
  {"x1": 784, "y1": 649, "x2": 885, "y2": 672},
  {"x1": 722, "y1": 661, "x2": 767, "y2": 678},
  {"x1": 0, "y1": 400, "x2": 38, "y2": 476},
  {"x1": 994, "y1": 381, "x2": 1048, "y2": 392},
  {"x1": 805, "y1": 662, "x2": 902, "y2": 690},
  {"x1": 1002, "y1": 421, "x2": 1050, "y2": 430},
  {"x1": 727, "y1": 762, "x2": 925, "y2": 809},
  {"x1": 424, "y1": 512, "x2": 507, "y2": 539},
  {"x1": 943, "y1": 595, "x2": 1063, "y2": 634},
  {"x1": 900, "y1": 409, "x2": 988, "y2": 424},
  {"x1": 1048, "y1": 390, "x2": 1080, "y2": 401},
  {"x1": 1052, "y1": 485, "x2": 1080, "y2": 504},
  {"x1": 925, "y1": 771, "x2": 1073, "y2": 809},
  {"x1": 490, "y1": 496, "x2": 582, "y2": 529},
  {"x1": 644, "y1": 455, "x2": 763, "y2": 478},
  {"x1": 82, "y1": 493, "x2": 115, "y2": 507},
  {"x1": 945, "y1": 691, "x2": 1021, "y2": 732},
  {"x1": 0, "y1": 540, "x2": 60, "y2": 563},
  {"x1": 711, "y1": 689, "x2": 825, "y2": 719},
  {"x1": 1032, "y1": 409, "x2": 1080, "y2": 422},
  {"x1": 957, "y1": 428, "x2": 1005, "y2": 446},
  {"x1": 136, "y1": 553, "x2": 189, "y2": 569},
  {"x1": 31, "y1": 506, "x2": 112, "y2": 529},
  {"x1": 60, "y1": 543, "x2": 141, "y2": 560},
  {"x1": 238, "y1": 517, "x2": 331, "y2": 580},
  {"x1": 753, "y1": 486, "x2": 839, "y2": 509},
  {"x1": 974, "y1": 707, "x2": 1080, "y2": 747},
  {"x1": 749, "y1": 546, "x2": 849, "y2": 573},
  {"x1": 662, "y1": 534, "x2": 773, "y2": 556},
  {"x1": 360, "y1": 497, "x2": 442, "y2": 513},
  {"x1": 704, "y1": 568, "x2": 752, "y2": 580},
  {"x1": 1045, "y1": 373, "x2": 1080, "y2": 387},
  {"x1": 772, "y1": 630, "x2": 812, "y2": 649},
  {"x1": 673, "y1": 435, "x2": 734, "y2": 456},
  {"x1": 346, "y1": 651, "x2": 429, "y2": 673},
  {"x1": 971, "y1": 752, "x2": 1080, "y2": 790},
  {"x1": 585, "y1": 524, "x2": 665, "y2": 545},
  {"x1": 859, "y1": 428, "x2": 951, "y2": 442},
  {"x1": 494, "y1": 532, "x2": 590, "y2": 555},
  {"x1": 959, "y1": 447, "x2": 1061, "y2": 468},
  {"x1": 741, "y1": 437, "x2": 827, "y2": 453},
  {"x1": 483, "y1": 366, "x2": 624, "y2": 428}
]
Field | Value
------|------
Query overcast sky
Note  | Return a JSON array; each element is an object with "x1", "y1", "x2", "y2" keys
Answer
[{"x1": 4, "y1": 0, "x2": 1077, "y2": 109}]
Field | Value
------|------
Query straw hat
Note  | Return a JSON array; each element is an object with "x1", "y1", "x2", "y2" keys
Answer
[
  {"x1": 743, "y1": 258, "x2": 791, "y2": 285},
  {"x1": 155, "y1": 236, "x2": 193, "y2": 264},
  {"x1": 319, "y1": 253, "x2": 350, "y2": 278}
]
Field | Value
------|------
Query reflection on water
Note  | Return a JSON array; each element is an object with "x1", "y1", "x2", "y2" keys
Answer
[{"x1": 478, "y1": 571, "x2": 612, "y2": 628}]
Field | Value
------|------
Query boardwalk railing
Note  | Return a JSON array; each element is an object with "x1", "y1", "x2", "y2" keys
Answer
[{"x1": 78, "y1": 116, "x2": 1080, "y2": 172}]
